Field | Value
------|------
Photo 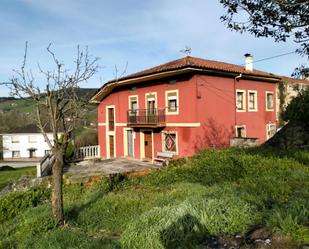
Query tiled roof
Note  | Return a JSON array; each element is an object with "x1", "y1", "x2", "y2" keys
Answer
[
  {"x1": 91, "y1": 56, "x2": 309, "y2": 102},
  {"x1": 108, "y1": 56, "x2": 278, "y2": 83}
]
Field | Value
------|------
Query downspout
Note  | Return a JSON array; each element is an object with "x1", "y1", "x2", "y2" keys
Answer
[{"x1": 234, "y1": 74, "x2": 242, "y2": 132}]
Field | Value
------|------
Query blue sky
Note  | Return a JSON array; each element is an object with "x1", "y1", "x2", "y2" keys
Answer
[{"x1": 0, "y1": 0, "x2": 307, "y2": 96}]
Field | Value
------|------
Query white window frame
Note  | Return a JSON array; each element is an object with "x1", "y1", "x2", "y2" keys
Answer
[
  {"x1": 266, "y1": 123, "x2": 276, "y2": 140},
  {"x1": 161, "y1": 131, "x2": 178, "y2": 155},
  {"x1": 235, "y1": 125, "x2": 247, "y2": 138},
  {"x1": 248, "y1": 90, "x2": 258, "y2": 112},
  {"x1": 28, "y1": 135, "x2": 37, "y2": 143},
  {"x1": 12, "y1": 151, "x2": 21, "y2": 158},
  {"x1": 105, "y1": 105, "x2": 116, "y2": 159},
  {"x1": 11, "y1": 136, "x2": 20, "y2": 143},
  {"x1": 145, "y1": 92, "x2": 157, "y2": 109},
  {"x1": 128, "y1": 95, "x2": 139, "y2": 110},
  {"x1": 236, "y1": 90, "x2": 246, "y2": 112},
  {"x1": 165, "y1": 89, "x2": 179, "y2": 115},
  {"x1": 265, "y1": 91, "x2": 274, "y2": 111}
]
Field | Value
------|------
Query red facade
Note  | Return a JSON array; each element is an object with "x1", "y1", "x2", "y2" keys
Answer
[
  {"x1": 91, "y1": 56, "x2": 307, "y2": 161},
  {"x1": 93, "y1": 56, "x2": 282, "y2": 160}
]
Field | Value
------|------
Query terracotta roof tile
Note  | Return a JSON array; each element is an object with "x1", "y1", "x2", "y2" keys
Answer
[{"x1": 109, "y1": 56, "x2": 278, "y2": 82}]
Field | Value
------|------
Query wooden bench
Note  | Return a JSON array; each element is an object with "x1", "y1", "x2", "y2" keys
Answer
[{"x1": 154, "y1": 152, "x2": 174, "y2": 165}]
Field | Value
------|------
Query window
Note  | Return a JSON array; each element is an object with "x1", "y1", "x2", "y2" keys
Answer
[
  {"x1": 266, "y1": 92, "x2": 274, "y2": 111},
  {"x1": 162, "y1": 131, "x2": 178, "y2": 153},
  {"x1": 248, "y1": 91, "x2": 258, "y2": 111},
  {"x1": 12, "y1": 151, "x2": 20, "y2": 158},
  {"x1": 45, "y1": 150, "x2": 52, "y2": 155},
  {"x1": 165, "y1": 90, "x2": 179, "y2": 114},
  {"x1": 11, "y1": 136, "x2": 20, "y2": 143},
  {"x1": 235, "y1": 125, "x2": 246, "y2": 138},
  {"x1": 107, "y1": 107, "x2": 115, "y2": 131},
  {"x1": 266, "y1": 123, "x2": 276, "y2": 140},
  {"x1": 28, "y1": 135, "x2": 37, "y2": 143},
  {"x1": 129, "y1": 95, "x2": 138, "y2": 111},
  {"x1": 236, "y1": 90, "x2": 246, "y2": 111}
]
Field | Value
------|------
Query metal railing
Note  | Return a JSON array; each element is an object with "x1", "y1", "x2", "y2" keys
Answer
[
  {"x1": 127, "y1": 108, "x2": 166, "y2": 125},
  {"x1": 37, "y1": 153, "x2": 54, "y2": 177}
]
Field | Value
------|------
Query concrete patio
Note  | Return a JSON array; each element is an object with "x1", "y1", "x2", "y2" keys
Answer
[{"x1": 64, "y1": 158, "x2": 161, "y2": 179}]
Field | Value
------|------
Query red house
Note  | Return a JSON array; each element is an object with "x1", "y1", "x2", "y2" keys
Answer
[{"x1": 90, "y1": 55, "x2": 308, "y2": 161}]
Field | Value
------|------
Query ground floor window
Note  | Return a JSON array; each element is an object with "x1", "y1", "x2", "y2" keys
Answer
[
  {"x1": 266, "y1": 123, "x2": 276, "y2": 140},
  {"x1": 235, "y1": 125, "x2": 246, "y2": 138},
  {"x1": 12, "y1": 151, "x2": 20, "y2": 158},
  {"x1": 162, "y1": 131, "x2": 178, "y2": 154},
  {"x1": 45, "y1": 150, "x2": 52, "y2": 155}
]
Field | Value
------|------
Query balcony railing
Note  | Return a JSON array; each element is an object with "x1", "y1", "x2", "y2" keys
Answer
[{"x1": 127, "y1": 108, "x2": 166, "y2": 127}]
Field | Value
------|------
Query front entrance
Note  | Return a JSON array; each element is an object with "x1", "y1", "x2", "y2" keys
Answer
[
  {"x1": 127, "y1": 130, "x2": 133, "y2": 157},
  {"x1": 29, "y1": 149, "x2": 36, "y2": 158},
  {"x1": 109, "y1": 135, "x2": 115, "y2": 158},
  {"x1": 144, "y1": 131, "x2": 153, "y2": 160}
]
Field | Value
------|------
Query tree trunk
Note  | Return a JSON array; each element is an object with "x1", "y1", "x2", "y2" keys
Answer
[{"x1": 52, "y1": 152, "x2": 64, "y2": 226}]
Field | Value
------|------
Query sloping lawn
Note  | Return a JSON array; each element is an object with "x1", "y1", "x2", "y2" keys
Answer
[
  {"x1": 0, "y1": 148, "x2": 308, "y2": 249},
  {"x1": 0, "y1": 166, "x2": 36, "y2": 190}
]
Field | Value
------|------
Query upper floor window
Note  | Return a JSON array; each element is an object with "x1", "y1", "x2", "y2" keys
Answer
[
  {"x1": 11, "y1": 136, "x2": 20, "y2": 143},
  {"x1": 236, "y1": 90, "x2": 246, "y2": 112},
  {"x1": 129, "y1": 95, "x2": 138, "y2": 111},
  {"x1": 266, "y1": 91, "x2": 274, "y2": 111},
  {"x1": 235, "y1": 125, "x2": 246, "y2": 138},
  {"x1": 107, "y1": 107, "x2": 115, "y2": 131},
  {"x1": 165, "y1": 90, "x2": 179, "y2": 114},
  {"x1": 28, "y1": 135, "x2": 37, "y2": 143},
  {"x1": 162, "y1": 131, "x2": 178, "y2": 154},
  {"x1": 248, "y1": 91, "x2": 258, "y2": 112}
]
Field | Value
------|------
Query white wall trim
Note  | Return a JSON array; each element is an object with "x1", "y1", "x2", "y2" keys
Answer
[
  {"x1": 236, "y1": 89, "x2": 246, "y2": 112},
  {"x1": 247, "y1": 90, "x2": 258, "y2": 112},
  {"x1": 105, "y1": 105, "x2": 116, "y2": 159},
  {"x1": 265, "y1": 91, "x2": 275, "y2": 112},
  {"x1": 165, "y1": 89, "x2": 179, "y2": 115},
  {"x1": 166, "y1": 123, "x2": 200, "y2": 127},
  {"x1": 145, "y1": 92, "x2": 157, "y2": 109},
  {"x1": 123, "y1": 128, "x2": 134, "y2": 158},
  {"x1": 140, "y1": 129, "x2": 154, "y2": 161}
]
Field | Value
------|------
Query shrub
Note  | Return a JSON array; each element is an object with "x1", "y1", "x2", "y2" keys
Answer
[
  {"x1": 0, "y1": 188, "x2": 50, "y2": 222},
  {"x1": 121, "y1": 196, "x2": 256, "y2": 249}
]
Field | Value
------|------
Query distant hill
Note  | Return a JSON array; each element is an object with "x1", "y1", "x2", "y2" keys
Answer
[{"x1": 0, "y1": 88, "x2": 98, "y2": 133}]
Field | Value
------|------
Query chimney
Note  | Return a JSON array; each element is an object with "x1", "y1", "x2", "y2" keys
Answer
[{"x1": 244, "y1": 53, "x2": 253, "y2": 71}]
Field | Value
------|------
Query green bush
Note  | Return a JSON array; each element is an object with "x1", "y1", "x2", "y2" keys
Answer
[
  {"x1": 0, "y1": 188, "x2": 50, "y2": 222},
  {"x1": 121, "y1": 196, "x2": 255, "y2": 249}
]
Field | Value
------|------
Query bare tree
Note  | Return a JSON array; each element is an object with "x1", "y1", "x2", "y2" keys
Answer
[{"x1": 1, "y1": 42, "x2": 99, "y2": 225}]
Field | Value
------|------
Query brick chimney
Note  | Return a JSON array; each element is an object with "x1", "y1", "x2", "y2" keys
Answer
[{"x1": 244, "y1": 53, "x2": 253, "y2": 71}]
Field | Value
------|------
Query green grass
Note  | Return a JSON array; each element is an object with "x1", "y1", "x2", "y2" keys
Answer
[
  {"x1": 0, "y1": 166, "x2": 36, "y2": 190},
  {"x1": 0, "y1": 148, "x2": 308, "y2": 248}
]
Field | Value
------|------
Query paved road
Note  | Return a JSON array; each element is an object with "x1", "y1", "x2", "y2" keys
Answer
[{"x1": 0, "y1": 161, "x2": 37, "y2": 168}]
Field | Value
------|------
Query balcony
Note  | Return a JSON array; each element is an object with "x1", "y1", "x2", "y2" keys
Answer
[{"x1": 127, "y1": 108, "x2": 166, "y2": 128}]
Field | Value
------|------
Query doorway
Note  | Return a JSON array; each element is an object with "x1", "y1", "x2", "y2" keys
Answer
[
  {"x1": 143, "y1": 131, "x2": 153, "y2": 160},
  {"x1": 127, "y1": 130, "x2": 134, "y2": 157},
  {"x1": 29, "y1": 149, "x2": 36, "y2": 158},
  {"x1": 109, "y1": 135, "x2": 115, "y2": 158}
]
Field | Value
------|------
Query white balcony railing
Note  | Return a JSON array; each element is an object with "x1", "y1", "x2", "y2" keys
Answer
[{"x1": 75, "y1": 145, "x2": 100, "y2": 160}]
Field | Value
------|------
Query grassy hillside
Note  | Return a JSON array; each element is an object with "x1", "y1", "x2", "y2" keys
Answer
[
  {"x1": 0, "y1": 167, "x2": 36, "y2": 190},
  {"x1": 0, "y1": 88, "x2": 98, "y2": 134},
  {"x1": 0, "y1": 148, "x2": 308, "y2": 248}
]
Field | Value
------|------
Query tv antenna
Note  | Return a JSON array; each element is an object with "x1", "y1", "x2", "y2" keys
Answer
[{"x1": 180, "y1": 46, "x2": 192, "y2": 56}]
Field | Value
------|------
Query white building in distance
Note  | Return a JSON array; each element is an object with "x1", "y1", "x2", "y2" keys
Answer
[{"x1": 1, "y1": 124, "x2": 53, "y2": 161}]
